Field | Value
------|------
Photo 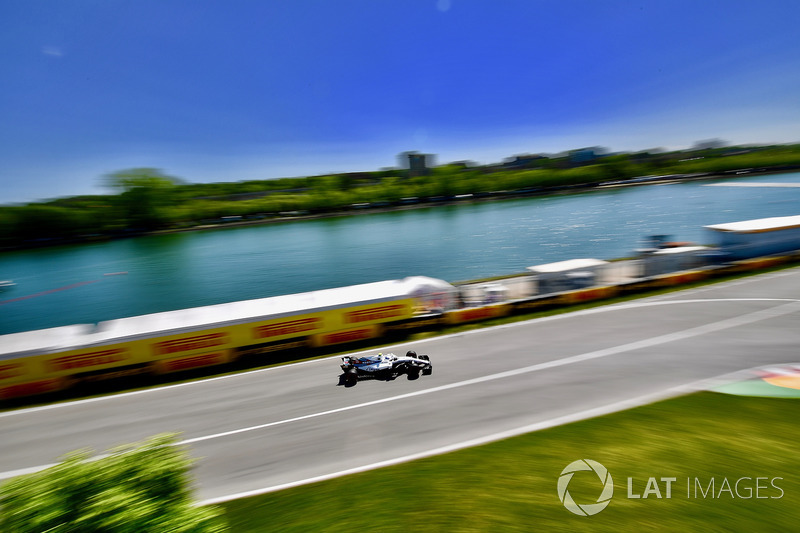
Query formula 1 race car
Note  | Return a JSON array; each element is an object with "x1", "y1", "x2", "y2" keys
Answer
[{"x1": 340, "y1": 351, "x2": 432, "y2": 386}]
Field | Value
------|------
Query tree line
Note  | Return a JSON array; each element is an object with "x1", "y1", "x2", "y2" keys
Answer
[{"x1": 3, "y1": 144, "x2": 800, "y2": 250}]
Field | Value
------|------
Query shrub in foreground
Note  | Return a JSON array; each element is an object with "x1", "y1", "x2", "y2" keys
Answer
[{"x1": 0, "y1": 433, "x2": 227, "y2": 532}]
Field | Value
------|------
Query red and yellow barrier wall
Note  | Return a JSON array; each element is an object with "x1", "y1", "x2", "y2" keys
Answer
[
  {"x1": 2, "y1": 252, "x2": 798, "y2": 401},
  {"x1": 0, "y1": 298, "x2": 416, "y2": 399}
]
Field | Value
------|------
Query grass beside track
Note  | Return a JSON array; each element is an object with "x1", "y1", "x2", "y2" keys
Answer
[{"x1": 222, "y1": 392, "x2": 800, "y2": 532}]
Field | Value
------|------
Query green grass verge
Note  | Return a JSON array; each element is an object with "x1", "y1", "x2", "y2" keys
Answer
[{"x1": 222, "y1": 392, "x2": 799, "y2": 532}]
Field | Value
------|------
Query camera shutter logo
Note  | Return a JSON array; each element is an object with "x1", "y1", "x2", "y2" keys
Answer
[{"x1": 557, "y1": 459, "x2": 614, "y2": 516}]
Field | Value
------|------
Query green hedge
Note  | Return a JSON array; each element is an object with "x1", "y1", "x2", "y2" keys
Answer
[{"x1": 0, "y1": 434, "x2": 228, "y2": 532}]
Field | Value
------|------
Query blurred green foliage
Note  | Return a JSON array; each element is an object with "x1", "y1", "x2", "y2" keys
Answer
[
  {"x1": 3, "y1": 144, "x2": 800, "y2": 249},
  {"x1": 105, "y1": 168, "x2": 184, "y2": 231},
  {"x1": 0, "y1": 433, "x2": 227, "y2": 532}
]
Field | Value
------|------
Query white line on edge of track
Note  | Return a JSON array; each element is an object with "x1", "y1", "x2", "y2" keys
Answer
[
  {"x1": 193, "y1": 371, "x2": 743, "y2": 506},
  {"x1": 3, "y1": 297, "x2": 798, "y2": 483},
  {"x1": 2, "y1": 263, "x2": 797, "y2": 420},
  {"x1": 1, "y1": 264, "x2": 797, "y2": 420},
  {"x1": 177, "y1": 298, "x2": 800, "y2": 447}
]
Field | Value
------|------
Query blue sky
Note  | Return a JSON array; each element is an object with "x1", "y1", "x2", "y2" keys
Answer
[{"x1": 2, "y1": 1, "x2": 799, "y2": 203}]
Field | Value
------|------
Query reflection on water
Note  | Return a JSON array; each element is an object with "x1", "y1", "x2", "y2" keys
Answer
[{"x1": 2, "y1": 173, "x2": 800, "y2": 334}]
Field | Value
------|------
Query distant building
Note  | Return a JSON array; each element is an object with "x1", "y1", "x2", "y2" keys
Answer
[
  {"x1": 569, "y1": 148, "x2": 601, "y2": 165},
  {"x1": 398, "y1": 151, "x2": 435, "y2": 176}
]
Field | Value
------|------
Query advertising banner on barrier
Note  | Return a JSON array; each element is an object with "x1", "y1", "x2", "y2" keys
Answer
[
  {"x1": 151, "y1": 332, "x2": 230, "y2": 356},
  {"x1": 236, "y1": 338, "x2": 309, "y2": 358},
  {"x1": 445, "y1": 304, "x2": 511, "y2": 325},
  {"x1": 252, "y1": 317, "x2": 322, "y2": 340},
  {"x1": 312, "y1": 325, "x2": 381, "y2": 347},
  {"x1": 12, "y1": 303, "x2": 414, "y2": 388},
  {"x1": 41, "y1": 347, "x2": 132, "y2": 379},
  {"x1": 668, "y1": 271, "x2": 708, "y2": 285},
  {"x1": 651, "y1": 270, "x2": 708, "y2": 287},
  {"x1": 0, "y1": 378, "x2": 64, "y2": 400},
  {"x1": 343, "y1": 304, "x2": 407, "y2": 325},
  {"x1": 155, "y1": 350, "x2": 230, "y2": 374},
  {"x1": 0, "y1": 362, "x2": 26, "y2": 382},
  {"x1": 562, "y1": 286, "x2": 617, "y2": 304},
  {"x1": 741, "y1": 256, "x2": 787, "y2": 271}
]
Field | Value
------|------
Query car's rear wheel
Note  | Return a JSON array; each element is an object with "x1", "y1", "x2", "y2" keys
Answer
[{"x1": 345, "y1": 370, "x2": 358, "y2": 385}]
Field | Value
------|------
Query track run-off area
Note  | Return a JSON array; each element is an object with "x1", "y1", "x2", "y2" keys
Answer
[{"x1": 2, "y1": 267, "x2": 799, "y2": 504}]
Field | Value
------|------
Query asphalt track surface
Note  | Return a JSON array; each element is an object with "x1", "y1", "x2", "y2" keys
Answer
[{"x1": 2, "y1": 267, "x2": 800, "y2": 504}]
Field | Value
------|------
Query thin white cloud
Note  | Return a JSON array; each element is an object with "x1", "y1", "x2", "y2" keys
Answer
[{"x1": 41, "y1": 46, "x2": 63, "y2": 57}]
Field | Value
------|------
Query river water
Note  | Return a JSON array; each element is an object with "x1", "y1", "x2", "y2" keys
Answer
[{"x1": 2, "y1": 172, "x2": 800, "y2": 334}]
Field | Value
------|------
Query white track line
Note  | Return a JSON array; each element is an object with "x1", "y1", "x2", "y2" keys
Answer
[
  {"x1": 5, "y1": 298, "x2": 799, "y2": 484},
  {"x1": 2, "y1": 266, "x2": 796, "y2": 419},
  {"x1": 179, "y1": 299, "x2": 800, "y2": 447},
  {"x1": 194, "y1": 372, "x2": 743, "y2": 506}
]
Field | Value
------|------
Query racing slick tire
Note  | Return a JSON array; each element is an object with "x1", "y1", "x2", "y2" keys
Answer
[
  {"x1": 344, "y1": 369, "x2": 358, "y2": 386},
  {"x1": 407, "y1": 368, "x2": 420, "y2": 380}
]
